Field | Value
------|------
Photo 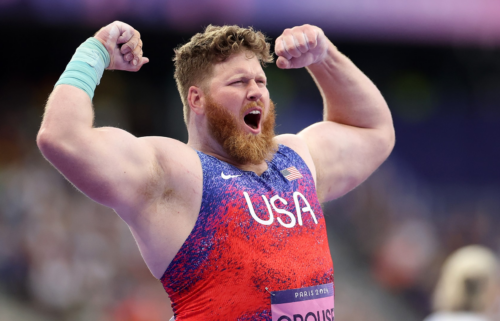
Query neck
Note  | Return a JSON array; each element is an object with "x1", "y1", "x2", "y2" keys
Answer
[
  {"x1": 187, "y1": 132, "x2": 269, "y2": 176},
  {"x1": 187, "y1": 115, "x2": 274, "y2": 176},
  {"x1": 188, "y1": 140, "x2": 269, "y2": 176}
]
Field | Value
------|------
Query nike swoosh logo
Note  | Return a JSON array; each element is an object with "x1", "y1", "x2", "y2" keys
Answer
[{"x1": 221, "y1": 172, "x2": 242, "y2": 180}]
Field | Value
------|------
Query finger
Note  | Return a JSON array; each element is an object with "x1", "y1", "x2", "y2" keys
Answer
[
  {"x1": 276, "y1": 56, "x2": 291, "y2": 69},
  {"x1": 120, "y1": 30, "x2": 141, "y2": 55},
  {"x1": 282, "y1": 34, "x2": 302, "y2": 58},
  {"x1": 131, "y1": 45, "x2": 143, "y2": 66},
  {"x1": 116, "y1": 22, "x2": 135, "y2": 45},
  {"x1": 274, "y1": 36, "x2": 293, "y2": 61},
  {"x1": 295, "y1": 32, "x2": 310, "y2": 54},
  {"x1": 275, "y1": 37, "x2": 293, "y2": 60},
  {"x1": 124, "y1": 53, "x2": 134, "y2": 62},
  {"x1": 129, "y1": 57, "x2": 149, "y2": 72},
  {"x1": 303, "y1": 28, "x2": 318, "y2": 51},
  {"x1": 138, "y1": 57, "x2": 149, "y2": 68}
]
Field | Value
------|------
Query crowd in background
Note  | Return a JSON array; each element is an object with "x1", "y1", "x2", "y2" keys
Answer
[
  {"x1": 1, "y1": 25, "x2": 500, "y2": 320},
  {"x1": 0, "y1": 75, "x2": 174, "y2": 320},
  {"x1": 327, "y1": 159, "x2": 500, "y2": 318}
]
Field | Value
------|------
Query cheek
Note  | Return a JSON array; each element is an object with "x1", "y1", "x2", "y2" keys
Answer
[
  {"x1": 261, "y1": 88, "x2": 270, "y2": 101},
  {"x1": 219, "y1": 92, "x2": 246, "y2": 109},
  {"x1": 214, "y1": 88, "x2": 243, "y2": 101}
]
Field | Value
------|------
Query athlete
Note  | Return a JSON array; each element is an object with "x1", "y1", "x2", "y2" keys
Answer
[{"x1": 37, "y1": 21, "x2": 395, "y2": 320}]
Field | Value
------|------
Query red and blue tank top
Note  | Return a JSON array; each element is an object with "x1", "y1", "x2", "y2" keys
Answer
[{"x1": 161, "y1": 145, "x2": 334, "y2": 320}]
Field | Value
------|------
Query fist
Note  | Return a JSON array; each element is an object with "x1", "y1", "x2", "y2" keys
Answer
[
  {"x1": 275, "y1": 25, "x2": 329, "y2": 69},
  {"x1": 94, "y1": 21, "x2": 149, "y2": 72}
]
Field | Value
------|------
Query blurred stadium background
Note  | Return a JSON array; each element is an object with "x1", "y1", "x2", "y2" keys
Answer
[{"x1": 1, "y1": 0, "x2": 500, "y2": 320}]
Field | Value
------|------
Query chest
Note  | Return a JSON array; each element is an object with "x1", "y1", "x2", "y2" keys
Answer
[{"x1": 205, "y1": 163, "x2": 320, "y2": 224}]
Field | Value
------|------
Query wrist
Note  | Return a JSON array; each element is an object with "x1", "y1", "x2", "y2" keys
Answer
[
  {"x1": 54, "y1": 38, "x2": 111, "y2": 100},
  {"x1": 93, "y1": 36, "x2": 107, "y2": 49},
  {"x1": 307, "y1": 42, "x2": 342, "y2": 75},
  {"x1": 93, "y1": 36, "x2": 111, "y2": 62}
]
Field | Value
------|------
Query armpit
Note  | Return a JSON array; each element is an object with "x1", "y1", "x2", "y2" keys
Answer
[{"x1": 141, "y1": 158, "x2": 165, "y2": 201}]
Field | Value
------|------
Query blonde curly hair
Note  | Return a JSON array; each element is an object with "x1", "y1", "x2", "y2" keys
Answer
[{"x1": 173, "y1": 25, "x2": 273, "y2": 125}]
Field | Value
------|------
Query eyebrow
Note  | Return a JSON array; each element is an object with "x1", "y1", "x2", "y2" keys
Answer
[{"x1": 229, "y1": 70, "x2": 266, "y2": 79}]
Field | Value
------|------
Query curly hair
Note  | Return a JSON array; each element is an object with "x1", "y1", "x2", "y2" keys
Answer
[{"x1": 173, "y1": 25, "x2": 274, "y2": 125}]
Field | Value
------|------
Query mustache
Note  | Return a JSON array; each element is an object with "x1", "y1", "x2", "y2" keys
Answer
[
  {"x1": 240, "y1": 100, "x2": 265, "y2": 117},
  {"x1": 205, "y1": 96, "x2": 277, "y2": 165}
]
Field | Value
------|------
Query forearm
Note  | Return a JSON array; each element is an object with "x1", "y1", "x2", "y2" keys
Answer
[
  {"x1": 38, "y1": 36, "x2": 111, "y2": 154},
  {"x1": 39, "y1": 85, "x2": 94, "y2": 140},
  {"x1": 307, "y1": 42, "x2": 392, "y2": 131},
  {"x1": 38, "y1": 23, "x2": 146, "y2": 145}
]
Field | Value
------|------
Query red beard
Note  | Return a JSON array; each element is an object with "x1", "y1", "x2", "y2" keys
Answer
[{"x1": 205, "y1": 96, "x2": 278, "y2": 165}]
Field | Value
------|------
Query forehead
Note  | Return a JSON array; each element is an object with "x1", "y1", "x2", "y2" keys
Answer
[{"x1": 211, "y1": 51, "x2": 265, "y2": 79}]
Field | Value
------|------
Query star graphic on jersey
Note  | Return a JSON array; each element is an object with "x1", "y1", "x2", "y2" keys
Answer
[{"x1": 221, "y1": 172, "x2": 242, "y2": 180}]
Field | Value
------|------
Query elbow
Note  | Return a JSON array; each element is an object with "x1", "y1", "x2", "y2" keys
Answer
[
  {"x1": 37, "y1": 127, "x2": 55, "y2": 154},
  {"x1": 381, "y1": 124, "x2": 396, "y2": 159},
  {"x1": 370, "y1": 123, "x2": 395, "y2": 164},
  {"x1": 36, "y1": 127, "x2": 69, "y2": 161},
  {"x1": 37, "y1": 127, "x2": 52, "y2": 155},
  {"x1": 387, "y1": 125, "x2": 396, "y2": 151}
]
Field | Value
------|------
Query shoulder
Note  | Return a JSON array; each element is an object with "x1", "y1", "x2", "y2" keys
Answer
[
  {"x1": 274, "y1": 134, "x2": 317, "y2": 184},
  {"x1": 141, "y1": 136, "x2": 200, "y2": 167}
]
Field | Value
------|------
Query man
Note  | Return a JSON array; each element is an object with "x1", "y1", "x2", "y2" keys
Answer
[{"x1": 37, "y1": 21, "x2": 394, "y2": 320}]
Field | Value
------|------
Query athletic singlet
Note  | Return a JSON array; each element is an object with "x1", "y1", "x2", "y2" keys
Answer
[{"x1": 161, "y1": 145, "x2": 334, "y2": 320}]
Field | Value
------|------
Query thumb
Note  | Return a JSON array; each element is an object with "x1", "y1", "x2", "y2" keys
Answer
[
  {"x1": 276, "y1": 56, "x2": 292, "y2": 69},
  {"x1": 116, "y1": 25, "x2": 134, "y2": 45},
  {"x1": 117, "y1": 31, "x2": 132, "y2": 45}
]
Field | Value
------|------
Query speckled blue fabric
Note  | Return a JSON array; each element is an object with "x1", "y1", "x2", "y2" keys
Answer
[{"x1": 161, "y1": 144, "x2": 334, "y2": 320}]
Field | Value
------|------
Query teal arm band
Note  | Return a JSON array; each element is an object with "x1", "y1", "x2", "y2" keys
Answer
[{"x1": 55, "y1": 37, "x2": 110, "y2": 100}]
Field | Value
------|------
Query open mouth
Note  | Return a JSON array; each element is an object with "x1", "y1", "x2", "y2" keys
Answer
[{"x1": 244, "y1": 110, "x2": 261, "y2": 130}]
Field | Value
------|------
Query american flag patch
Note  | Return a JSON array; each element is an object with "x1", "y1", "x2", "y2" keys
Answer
[{"x1": 280, "y1": 166, "x2": 303, "y2": 181}]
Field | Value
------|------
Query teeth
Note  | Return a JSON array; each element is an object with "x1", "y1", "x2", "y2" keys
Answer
[{"x1": 249, "y1": 110, "x2": 261, "y2": 114}]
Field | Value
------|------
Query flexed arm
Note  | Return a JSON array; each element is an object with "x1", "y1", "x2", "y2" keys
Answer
[
  {"x1": 37, "y1": 21, "x2": 159, "y2": 216},
  {"x1": 275, "y1": 25, "x2": 395, "y2": 203}
]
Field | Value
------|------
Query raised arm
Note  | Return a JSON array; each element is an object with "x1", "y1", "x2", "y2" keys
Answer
[
  {"x1": 37, "y1": 21, "x2": 161, "y2": 216},
  {"x1": 275, "y1": 25, "x2": 395, "y2": 203}
]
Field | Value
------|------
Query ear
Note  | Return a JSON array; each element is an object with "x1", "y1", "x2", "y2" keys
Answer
[{"x1": 187, "y1": 86, "x2": 206, "y2": 116}]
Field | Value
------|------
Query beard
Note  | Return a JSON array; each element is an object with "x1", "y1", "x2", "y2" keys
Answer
[{"x1": 205, "y1": 96, "x2": 278, "y2": 165}]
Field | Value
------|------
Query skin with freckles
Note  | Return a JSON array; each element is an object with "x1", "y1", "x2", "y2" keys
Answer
[{"x1": 38, "y1": 21, "x2": 395, "y2": 283}]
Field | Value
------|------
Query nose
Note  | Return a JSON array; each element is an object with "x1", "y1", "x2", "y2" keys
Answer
[{"x1": 246, "y1": 80, "x2": 263, "y2": 101}]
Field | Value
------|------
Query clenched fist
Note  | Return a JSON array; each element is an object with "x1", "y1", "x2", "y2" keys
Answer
[
  {"x1": 275, "y1": 24, "x2": 329, "y2": 69},
  {"x1": 94, "y1": 21, "x2": 149, "y2": 72}
]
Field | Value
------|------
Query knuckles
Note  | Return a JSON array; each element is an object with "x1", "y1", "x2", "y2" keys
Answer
[
  {"x1": 98, "y1": 21, "x2": 148, "y2": 72},
  {"x1": 307, "y1": 37, "x2": 316, "y2": 48},
  {"x1": 296, "y1": 41, "x2": 309, "y2": 52}
]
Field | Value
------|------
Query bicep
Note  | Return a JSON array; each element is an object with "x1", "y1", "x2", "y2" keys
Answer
[
  {"x1": 299, "y1": 121, "x2": 393, "y2": 202},
  {"x1": 40, "y1": 125, "x2": 161, "y2": 209}
]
